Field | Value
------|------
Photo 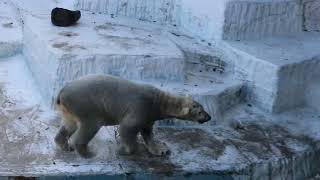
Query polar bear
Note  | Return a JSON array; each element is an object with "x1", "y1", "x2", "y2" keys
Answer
[{"x1": 54, "y1": 74, "x2": 211, "y2": 158}]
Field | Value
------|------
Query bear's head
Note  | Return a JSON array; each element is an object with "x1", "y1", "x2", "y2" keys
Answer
[{"x1": 177, "y1": 98, "x2": 211, "y2": 124}]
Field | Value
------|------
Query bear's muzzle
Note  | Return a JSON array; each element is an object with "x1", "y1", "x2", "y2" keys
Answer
[{"x1": 198, "y1": 114, "x2": 211, "y2": 124}]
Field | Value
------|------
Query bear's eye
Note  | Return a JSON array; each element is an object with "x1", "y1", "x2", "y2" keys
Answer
[
  {"x1": 198, "y1": 112, "x2": 202, "y2": 115},
  {"x1": 193, "y1": 105, "x2": 197, "y2": 108}
]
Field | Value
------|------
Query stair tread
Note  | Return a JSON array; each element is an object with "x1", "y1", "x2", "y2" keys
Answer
[
  {"x1": 24, "y1": 11, "x2": 183, "y2": 59},
  {"x1": 225, "y1": 32, "x2": 320, "y2": 66},
  {"x1": 134, "y1": 76, "x2": 242, "y2": 96}
]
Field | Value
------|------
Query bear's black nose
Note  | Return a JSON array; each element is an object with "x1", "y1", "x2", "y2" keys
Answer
[{"x1": 198, "y1": 119, "x2": 208, "y2": 124}]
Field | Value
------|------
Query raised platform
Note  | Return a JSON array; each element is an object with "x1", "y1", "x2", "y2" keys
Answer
[
  {"x1": 135, "y1": 77, "x2": 244, "y2": 126},
  {"x1": 224, "y1": 32, "x2": 320, "y2": 113},
  {"x1": 23, "y1": 12, "x2": 184, "y2": 104}
]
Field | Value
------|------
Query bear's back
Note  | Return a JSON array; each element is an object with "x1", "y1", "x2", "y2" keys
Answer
[{"x1": 58, "y1": 74, "x2": 161, "y2": 121}]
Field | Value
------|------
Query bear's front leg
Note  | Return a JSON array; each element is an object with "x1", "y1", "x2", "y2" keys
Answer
[
  {"x1": 72, "y1": 122, "x2": 100, "y2": 158},
  {"x1": 141, "y1": 125, "x2": 170, "y2": 156},
  {"x1": 54, "y1": 119, "x2": 77, "y2": 151}
]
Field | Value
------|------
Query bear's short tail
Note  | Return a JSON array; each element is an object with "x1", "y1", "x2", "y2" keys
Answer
[
  {"x1": 56, "y1": 97, "x2": 60, "y2": 105},
  {"x1": 56, "y1": 91, "x2": 61, "y2": 105}
]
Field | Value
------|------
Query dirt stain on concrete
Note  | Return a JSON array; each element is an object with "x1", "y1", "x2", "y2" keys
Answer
[
  {"x1": 94, "y1": 24, "x2": 154, "y2": 50},
  {"x1": 122, "y1": 154, "x2": 182, "y2": 176},
  {"x1": 58, "y1": 31, "x2": 79, "y2": 37},
  {"x1": 95, "y1": 23, "x2": 142, "y2": 32},
  {"x1": 157, "y1": 128, "x2": 225, "y2": 159},
  {"x1": 2, "y1": 22, "x2": 13, "y2": 28},
  {"x1": 52, "y1": 42, "x2": 86, "y2": 52},
  {"x1": 228, "y1": 122, "x2": 316, "y2": 159}
]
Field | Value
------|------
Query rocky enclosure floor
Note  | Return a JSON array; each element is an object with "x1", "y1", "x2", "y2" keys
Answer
[{"x1": 0, "y1": 56, "x2": 319, "y2": 179}]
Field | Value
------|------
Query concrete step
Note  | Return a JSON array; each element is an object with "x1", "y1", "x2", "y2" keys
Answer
[
  {"x1": 0, "y1": 0, "x2": 22, "y2": 58},
  {"x1": 21, "y1": 11, "x2": 186, "y2": 105},
  {"x1": 165, "y1": 29, "x2": 235, "y2": 83},
  {"x1": 223, "y1": 32, "x2": 320, "y2": 113},
  {"x1": 15, "y1": 2, "x2": 244, "y2": 115}
]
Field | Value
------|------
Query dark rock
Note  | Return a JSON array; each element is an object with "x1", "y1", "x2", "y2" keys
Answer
[{"x1": 51, "y1": 7, "x2": 81, "y2": 27}]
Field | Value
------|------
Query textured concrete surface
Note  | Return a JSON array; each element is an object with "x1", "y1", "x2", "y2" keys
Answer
[
  {"x1": 223, "y1": 0, "x2": 302, "y2": 40},
  {"x1": 22, "y1": 12, "x2": 184, "y2": 105},
  {"x1": 303, "y1": 0, "x2": 320, "y2": 31},
  {"x1": 0, "y1": 0, "x2": 22, "y2": 58},
  {"x1": 18, "y1": 6, "x2": 243, "y2": 120},
  {"x1": 74, "y1": 0, "x2": 181, "y2": 25},
  {"x1": 74, "y1": 0, "x2": 227, "y2": 41},
  {"x1": 0, "y1": 0, "x2": 320, "y2": 179},
  {"x1": 0, "y1": 55, "x2": 319, "y2": 179},
  {"x1": 224, "y1": 32, "x2": 320, "y2": 113},
  {"x1": 75, "y1": 0, "x2": 308, "y2": 41}
]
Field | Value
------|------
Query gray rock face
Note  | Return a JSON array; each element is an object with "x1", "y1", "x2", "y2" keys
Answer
[{"x1": 303, "y1": 0, "x2": 320, "y2": 31}]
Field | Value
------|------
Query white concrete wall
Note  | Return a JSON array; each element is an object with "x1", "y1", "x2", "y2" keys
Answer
[
  {"x1": 74, "y1": 0, "x2": 182, "y2": 25},
  {"x1": 179, "y1": 0, "x2": 228, "y2": 41},
  {"x1": 74, "y1": 0, "x2": 308, "y2": 41},
  {"x1": 74, "y1": 0, "x2": 229, "y2": 41},
  {"x1": 223, "y1": 0, "x2": 303, "y2": 40},
  {"x1": 0, "y1": 0, "x2": 22, "y2": 58},
  {"x1": 303, "y1": 0, "x2": 320, "y2": 31},
  {"x1": 275, "y1": 56, "x2": 320, "y2": 112}
]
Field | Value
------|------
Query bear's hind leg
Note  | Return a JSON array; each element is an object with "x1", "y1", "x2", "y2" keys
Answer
[
  {"x1": 117, "y1": 120, "x2": 140, "y2": 156},
  {"x1": 72, "y1": 122, "x2": 100, "y2": 158},
  {"x1": 141, "y1": 125, "x2": 170, "y2": 156}
]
